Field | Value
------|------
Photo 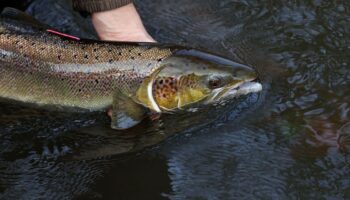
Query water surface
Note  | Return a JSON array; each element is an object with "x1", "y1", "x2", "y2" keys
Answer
[{"x1": 1, "y1": 0, "x2": 350, "y2": 199}]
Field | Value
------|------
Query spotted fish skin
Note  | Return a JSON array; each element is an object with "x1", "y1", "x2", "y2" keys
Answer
[
  {"x1": 0, "y1": 16, "x2": 174, "y2": 111},
  {"x1": 153, "y1": 76, "x2": 179, "y2": 109}
]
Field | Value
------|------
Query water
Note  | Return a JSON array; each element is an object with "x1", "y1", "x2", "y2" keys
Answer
[{"x1": 1, "y1": 0, "x2": 350, "y2": 199}]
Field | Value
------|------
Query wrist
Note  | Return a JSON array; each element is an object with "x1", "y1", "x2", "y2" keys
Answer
[{"x1": 92, "y1": 3, "x2": 155, "y2": 42}]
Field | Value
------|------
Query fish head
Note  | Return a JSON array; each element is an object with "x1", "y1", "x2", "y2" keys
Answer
[{"x1": 137, "y1": 49, "x2": 262, "y2": 112}]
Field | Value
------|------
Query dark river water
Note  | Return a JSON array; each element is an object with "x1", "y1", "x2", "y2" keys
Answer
[{"x1": 1, "y1": 0, "x2": 350, "y2": 199}]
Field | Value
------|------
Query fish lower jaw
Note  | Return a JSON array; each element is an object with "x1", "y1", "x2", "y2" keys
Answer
[
  {"x1": 225, "y1": 81, "x2": 262, "y2": 97},
  {"x1": 208, "y1": 81, "x2": 262, "y2": 103}
]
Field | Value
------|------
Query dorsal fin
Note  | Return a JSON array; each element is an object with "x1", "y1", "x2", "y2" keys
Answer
[{"x1": 1, "y1": 7, "x2": 50, "y2": 29}]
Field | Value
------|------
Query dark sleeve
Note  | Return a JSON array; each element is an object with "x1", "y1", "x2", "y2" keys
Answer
[{"x1": 73, "y1": 0, "x2": 133, "y2": 13}]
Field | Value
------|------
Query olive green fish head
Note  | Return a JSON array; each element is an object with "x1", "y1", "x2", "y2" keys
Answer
[{"x1": 136, "y1": 50, "x2": 262, "y2": 112}]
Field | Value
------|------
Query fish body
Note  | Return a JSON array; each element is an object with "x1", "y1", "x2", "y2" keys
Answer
[
  {"x1": 0, "y1": 15, "x2": 173, "y2": 110},
  {"x1": 0, "y1": 8, "x2": 262, "y2": 129}
]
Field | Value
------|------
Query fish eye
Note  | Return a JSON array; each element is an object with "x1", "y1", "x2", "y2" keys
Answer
[{"x1": 208, "y1": 77, "x2": 222, "y2": 89}]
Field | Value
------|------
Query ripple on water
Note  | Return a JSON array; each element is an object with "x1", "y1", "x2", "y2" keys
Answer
[
  {"x1": 1, "y1": 0, "x2": 350, "y2": 199},
  {"x1": 162, "y1": 125, "x2": 294, "y2": 200}
]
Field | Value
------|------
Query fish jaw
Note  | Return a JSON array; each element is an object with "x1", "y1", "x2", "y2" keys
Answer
[
  {"x1": 224, "y1": 81, "x2": 262, "y2": 97},
  {"x1": 208, "y1": 81, "x2": 262, "y2": 103}
]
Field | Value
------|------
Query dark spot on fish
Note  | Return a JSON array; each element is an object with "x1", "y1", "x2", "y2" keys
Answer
[
  {"x1": 58, "y1": 55, "x2": 61, "y2": 60},
  {"x1": 131, "y1": 56, "x2": 135, "y2": 60},
  {"x1": 128, "y1": 49, "x2": 132, "y2": 52},
  {"x1": 53, "y1": 41, "x2": 58, "y2": 45},
  {"x1": 93, "y1": 48, "x2": 97, "y2": 52},
  {"x1": 95, "y1": 56, "x2": 99, "y2": 60},
  {"x1": 81, "y1": 46, "x2": 86, "y2": 50},
  {"x1": 40, "y1": 47, "x2": 45, "y2": 50},
  {"x1": 157, "y1": 58, "x2": 162, "y2": 62},
  {"x1": 23, "y1": 54, "x2": 27, "y2": 57},
  {"x1": 138, "y1": 53, "x2": 142, "y2": 56},
  {"x1": 163, "y1": 94, "x2": 166, "y2": 98},
  {"x1": 31, "y1": 42, "x2": 35, "y2": 46},
  {"x1": 165, "y1": 79, "x2": 169, "y2": 83},
  {"x1": 15, "y1": 40, "x2": 19, "y2": 44},
  {"x1": 19, "y1": 45, "x2": 23, "y2": 49},
  {"x1": 84, "y1": 55, "x2": 89, "y2": 59},
  {"x1": 61, "y1": 78, "x2": 65, "y2": 81},
  {"x1": 95, "y1": 79, "x2": 99, "y2": 84},
  {"x1": 109, "y1": 59, "x2": 113, "y2": 63},
  {"x1": 73, "y1": 54, "x2": 77, "y2": 59},
  {"x1": 78, "y1": 89, "x2": 82, "y2": 92},
  {"x1": 159, "y1": 80, "x2": 163, "y2": 84},
  {"x1": 108, "y1": 49, "x2": 113, "y2": 53},
  {"x1": 118, "y1": 52, "x2": 122, "y2": 55}
]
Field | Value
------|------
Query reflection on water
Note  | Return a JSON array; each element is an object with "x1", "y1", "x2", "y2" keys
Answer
[{"x1": 1, "y1": 0, "x2": 350, "y2": 199}]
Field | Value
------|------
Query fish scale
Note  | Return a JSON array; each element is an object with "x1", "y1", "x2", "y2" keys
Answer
[{"x1": 0, "y1": 16, "x2": 174, "y2": 110}]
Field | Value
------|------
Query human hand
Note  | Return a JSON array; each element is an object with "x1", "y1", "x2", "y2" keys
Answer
[{"x1": 91, "y1": 3, "x2": 156, "y2": 42}]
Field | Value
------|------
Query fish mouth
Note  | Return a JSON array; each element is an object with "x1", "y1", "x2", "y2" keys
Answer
[
  {"x1": 209, "y1": 79, "x2": 262, "y2": 102},
  {"x1": 223, "y1": 81, "x2": 262, "y2": 98}
]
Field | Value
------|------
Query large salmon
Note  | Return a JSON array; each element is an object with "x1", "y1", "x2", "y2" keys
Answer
[{"x1": 0, "y1": 8, "x2": 262, "y2": 129}]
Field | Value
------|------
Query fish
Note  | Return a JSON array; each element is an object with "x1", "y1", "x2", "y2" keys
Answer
[{"x1": 0, "y1": 7, "x2": 262, "y2": 130}]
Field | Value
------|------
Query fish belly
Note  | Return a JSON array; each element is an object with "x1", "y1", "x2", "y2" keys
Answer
[{"x1": 0, "y1": 60, "x2": 114, "y2": 110}]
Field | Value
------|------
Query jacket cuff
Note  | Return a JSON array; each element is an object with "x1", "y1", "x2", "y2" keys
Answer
[{"x1": 73, "y1": 0, "x2": 133, "y2": 13}]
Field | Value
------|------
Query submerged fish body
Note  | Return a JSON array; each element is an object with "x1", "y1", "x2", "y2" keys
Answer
[{"x1": 0, "y1": 8, "x2": 262, "y2": 129}]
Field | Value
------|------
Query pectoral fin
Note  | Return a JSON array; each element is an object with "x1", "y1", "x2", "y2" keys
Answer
[{"x1": 110, "y1": 91, "x2": 147, "y2": 130}]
